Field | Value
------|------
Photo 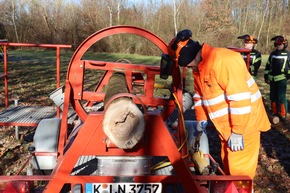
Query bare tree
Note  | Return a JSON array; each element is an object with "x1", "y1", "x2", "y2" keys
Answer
[
  {"x1": 200, "y1": 0, "x2": 235, "y2": 47},
  {"x1": 256, "y1": 0, "x2": 269, "y2": 51},
  {"x1": 0, "y1": 0, "x2": 290, "y2": 54},
  {"x1": 117, "y1": 0, "x2": 122, "y2": 25},
  {"x1": 106, "y1": 0, "x2": 114, "y2": 27},
  {"x1": 172, "y1": 0, "x2": 183, "y2": 34},
  {"x1": 10, "y1": 0, "x2": 20, "y2": 42},
  {"x1": 265, "y1": 1, "x2": 274, "y2": 51}
]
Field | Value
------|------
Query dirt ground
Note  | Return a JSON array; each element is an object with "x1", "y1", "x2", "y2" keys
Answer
[
  {"x1": 254, "y1": 98, "x2": 290, "y2": 193},
  {"x1": 207, "y1": 105, "x2": 290, "y2": 193},
  {"x1": 207, "y1": 100, "x2": 290, "y2": 193},
  {"x1": 0, "y1": 97, "x2": 290, "y2": 193}
]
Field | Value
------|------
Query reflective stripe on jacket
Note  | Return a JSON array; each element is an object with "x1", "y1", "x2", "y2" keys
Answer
[
  {"x1": 193, "y1": 43, "x2": 270, "y2": 141},
  {"x1": 264, "y1": 50, "x2": 290, "y2": 82},
  {"x1": 241, "y1": 49, "x2": 261, "y2": 76}
]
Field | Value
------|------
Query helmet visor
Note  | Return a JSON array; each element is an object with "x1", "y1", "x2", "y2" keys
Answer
[
  {"x1": 244, "y1": 35, "x2": 256, "y2": 44},
  {"x1": 275, "y1": 37, "x2": 285, "y2": 45}
]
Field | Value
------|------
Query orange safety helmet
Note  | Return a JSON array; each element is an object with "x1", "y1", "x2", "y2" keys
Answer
[
  {"x1": 271, "y1": 35, "x2": 288, "y2": 48},
  {"x1": 168, "y1": 29, "x2": 201, "y2": 66},
  {"x1": 237, "y1": 34, "x2": 258, "y2": 44}
]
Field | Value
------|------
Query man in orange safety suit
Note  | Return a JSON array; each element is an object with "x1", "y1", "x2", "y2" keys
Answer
[{"x1": 166, "y1": 29, "x2": 271, "y2": 189}]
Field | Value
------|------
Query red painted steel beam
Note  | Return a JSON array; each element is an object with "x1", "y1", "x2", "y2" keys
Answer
[
  {"x1": 3, "y1": 45, "x2": 8, "y2": 107},
  {"x1": 0, "y1": 175, "x2": 53, "y2": 182},
  {"x1": 0, "y1": 42, "x2": 71, "y2": 108},
  {"x1": 46, "y1": 111, "x2": 205, "y2": 192},
  {"x1": 66, "y1": 25, "x2": 170, "y2": 122},
  {"x1": 0, "y1": 42, "x2": 71, "y2": 48}
]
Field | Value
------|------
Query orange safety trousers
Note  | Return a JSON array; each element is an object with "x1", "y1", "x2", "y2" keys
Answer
[
  {"x1": 270, "y1": 80, "x2": 288, "y2": 118},
  {"x1": 272, "y1": 101, "x2": 287, "y2": 117},
  {"x1": 271, "y1": 102, "x2": 277, "y2": 114},
  {"x1": 220, "y1": 131, "x2": 260, "y2": 179}
]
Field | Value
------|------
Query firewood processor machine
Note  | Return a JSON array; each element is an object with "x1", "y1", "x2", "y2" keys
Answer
[{"x1": 0, "y1": 25, "x2": 253, "y2": 193}]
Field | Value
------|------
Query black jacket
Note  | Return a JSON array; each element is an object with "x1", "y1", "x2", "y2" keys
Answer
[
  {"x1": 241, "y1": 49, "x2": 261, "y2": 76},
  {"x1": 264, "y1": 49, "x2": 290, "y2": 82}
]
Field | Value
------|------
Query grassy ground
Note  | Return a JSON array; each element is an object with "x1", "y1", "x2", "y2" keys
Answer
[
  {"x1": 0, "y1": 49, "x2": 165, "y2": 108},
  {"x1": 0, "y1": 50, "x2": 290, "y2": 192}
]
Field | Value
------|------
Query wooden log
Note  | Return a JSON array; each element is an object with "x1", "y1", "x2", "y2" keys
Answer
[
  {"x1": 267, "y1": 114, "x2": 279, "y2": 125},
  {"x1": 103, "y1": 99, "x2": 145, "y2": 149},
  {"x1": 103, "y1": 72, "x2": 145, "y2": 149},
  {"x1": 104, "y1": 72, "x2": 129, "y2": 105},
  {"x1": 272, "y1": 116, "x2": 280, "y2": 125}
]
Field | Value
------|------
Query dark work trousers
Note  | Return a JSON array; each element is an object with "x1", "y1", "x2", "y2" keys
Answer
[{"x1": 270, "y1": 79, "x2": 288, "y2": 118}]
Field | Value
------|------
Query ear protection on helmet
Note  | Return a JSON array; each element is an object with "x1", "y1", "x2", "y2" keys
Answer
[
  {"x1": 271, "y1": 35, "x2": 288, "y2": 48},
  {"x1": 167, "y1": 29, "x2": 201, "y2": 66},
  {"x1": 169, "y1": 29, "x2": 192, "y2": 52}
]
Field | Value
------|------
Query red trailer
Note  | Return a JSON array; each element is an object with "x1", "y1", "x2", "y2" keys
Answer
[{"x1": 0, "y1": 26, "x2": 252, "y2": 193}]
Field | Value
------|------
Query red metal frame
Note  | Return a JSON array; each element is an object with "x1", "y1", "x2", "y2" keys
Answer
[
  {"x1": 0, "y1": 42, "x2": 71, "y2": 115},
  {"x1": 0, "y1": 26, "x2": 253, "y2": 193},
  {"x1": 66, "y1": 25, "x2": 179, "y2": 121}
]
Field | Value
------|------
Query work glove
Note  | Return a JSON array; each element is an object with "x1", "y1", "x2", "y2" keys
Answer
[
  {"x1": 182, "y1": 91, "x2": 193, "y2": 112},
  {"x1": 197, "y1": 120, "x2": 208, "y2": 132},
  {"x1": 228, "y1": 133, "x2": 244, "y2": 152}
]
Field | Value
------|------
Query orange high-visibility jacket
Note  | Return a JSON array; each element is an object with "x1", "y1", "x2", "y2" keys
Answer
[{"x1": 193, "y1": 43, "x2": 270, "y2": 141}]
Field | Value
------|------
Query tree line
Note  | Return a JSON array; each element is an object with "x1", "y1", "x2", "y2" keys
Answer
[{"x1": 0, "y1": 0, "x2": 289, "y2": 55}]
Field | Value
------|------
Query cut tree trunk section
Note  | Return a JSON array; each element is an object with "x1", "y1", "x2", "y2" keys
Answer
[{"x1": 103, "y1": 72, "x2": 145, "y2": 149}]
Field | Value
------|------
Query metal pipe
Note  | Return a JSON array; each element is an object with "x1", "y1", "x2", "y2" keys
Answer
[
  {"x1": 0, "y1": 42, "x2": 71, "y2": 109},
  {"x1": 4, "y1": 45, "x2": 8, "y2": 107},
  {"x1": 56, "y1": 47, "x2": 61, "y2": 118},
  {"x1": 14, "y1": 99, "x2": 19, "y2": 139}
]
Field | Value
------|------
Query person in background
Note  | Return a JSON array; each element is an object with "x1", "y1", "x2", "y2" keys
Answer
[
  {"x1": 166, "y1": 29, "x2": 271, "y2": 192},
  {"x1": 264, "y1": 35, "x2": 290, "y2": 123},
  {"x1": 238, "y1": 34, "x2": 262, "y2": 78}
]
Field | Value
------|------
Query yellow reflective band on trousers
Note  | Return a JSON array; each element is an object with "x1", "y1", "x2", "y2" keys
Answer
[{"x1": 268, "y1": 74, "x2": 286, "y2": 82}]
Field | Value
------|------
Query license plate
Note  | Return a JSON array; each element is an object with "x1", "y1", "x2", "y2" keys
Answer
[{"x1": 85, "y1": 182, "x2": 162, "y2": 193}]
